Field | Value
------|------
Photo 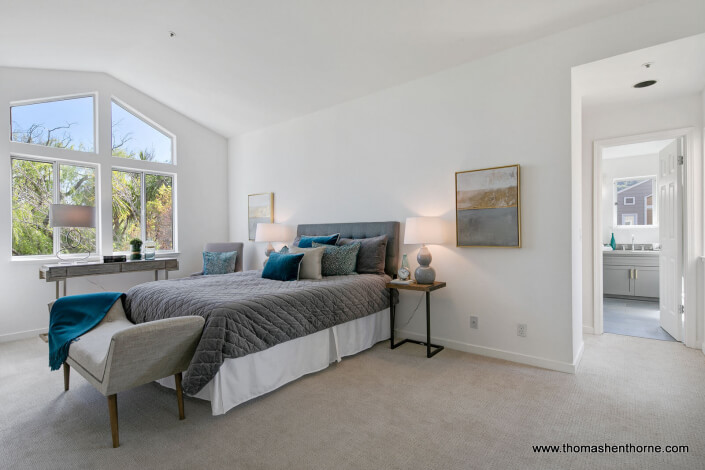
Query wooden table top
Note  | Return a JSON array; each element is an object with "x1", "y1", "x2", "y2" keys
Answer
[{"x1": 385, "y1": 281, "x2": 446, "y2": 292}]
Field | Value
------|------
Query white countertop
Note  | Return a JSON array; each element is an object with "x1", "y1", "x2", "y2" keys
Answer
[{"x1": 603, "y1": 250, "x2": 659, "y2": 256}]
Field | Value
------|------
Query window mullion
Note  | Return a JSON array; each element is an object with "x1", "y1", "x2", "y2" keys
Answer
[
  {"x1": 140, "y1": 172, "x2": 146, "y2": 243},
  {"x1": 53, "y1": 162, "x2": 60, "y2": 256}
]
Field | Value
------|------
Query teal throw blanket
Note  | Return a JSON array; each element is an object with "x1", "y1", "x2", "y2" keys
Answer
[{"x1": 49, "y1": 292, "x2": 125, "y2": 371}]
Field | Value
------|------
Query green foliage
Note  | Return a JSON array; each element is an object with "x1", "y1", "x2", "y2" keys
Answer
[{"x1": 13, "y1": 120, "x2": 173, "y2": 257}]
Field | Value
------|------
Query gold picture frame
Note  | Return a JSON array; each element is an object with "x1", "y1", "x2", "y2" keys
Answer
[
  {"x1": 248, "y1": 193, "x2": 274, "y2": 241},
  {"x1": 455, "y1": 164, "x2": 521, "y2": 248}
]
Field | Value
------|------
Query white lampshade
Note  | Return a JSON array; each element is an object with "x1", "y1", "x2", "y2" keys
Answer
[
  {"x1": 49, "y1": 204, "x2": 96, "y2": 228},
  {"x1": 255, "y1": 223, "x2": 288, "y2": 243},
  {"x1": 404, "y1": 217, "x2": 444, "y2": 245}
]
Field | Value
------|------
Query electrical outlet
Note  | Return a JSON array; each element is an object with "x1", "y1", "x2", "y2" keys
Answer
[
  {"x1": 470, "y1": 316, "x2": 479, "y2": 329},
  {"x1": 517, "y1": 323, "x2": 527, "y2": 337}
]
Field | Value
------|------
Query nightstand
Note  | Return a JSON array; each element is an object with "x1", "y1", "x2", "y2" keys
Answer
[{"x1": 386, "y1": 281, "x2": 447, "y2": 358}]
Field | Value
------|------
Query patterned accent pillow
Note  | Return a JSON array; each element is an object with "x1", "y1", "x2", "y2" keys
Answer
[
  {"x1": 312, "y1": 242, "x2": 360, "y2": 276},
  {"x1": 203, "y1": 251, "x2": 237, "y2": 275}
]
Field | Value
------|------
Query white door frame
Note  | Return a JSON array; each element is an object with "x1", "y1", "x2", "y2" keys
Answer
[{"x1": 592, "y1": 127, "x2": 696, "y2": 347}]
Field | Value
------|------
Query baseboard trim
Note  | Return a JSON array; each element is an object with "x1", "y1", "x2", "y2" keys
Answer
[
  {"x1": 395, "y1": 329, "x2": 577, "y2": 374},
  {"x1": 573, "y1": 340, "x2": 585, "y2": 372},
  {"x1": 583, "y1": 325, "x2": 595, "y2": 334},
  {"x1": 0, "y1": 327, "x2": 48, "y2": 344}
]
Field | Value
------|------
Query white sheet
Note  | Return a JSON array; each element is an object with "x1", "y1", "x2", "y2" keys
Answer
[{"x1": 158, "y1": 308, "x2": 390, "y2": 415}]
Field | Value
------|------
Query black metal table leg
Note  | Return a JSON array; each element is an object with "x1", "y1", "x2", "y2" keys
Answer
[{"x1": 389, "y1": 287, "x2": 443, "y2": 357}]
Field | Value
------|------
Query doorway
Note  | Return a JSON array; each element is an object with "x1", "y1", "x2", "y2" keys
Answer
[{"x1": 593, "y1": 131, "x2": 688, "y2": 342}]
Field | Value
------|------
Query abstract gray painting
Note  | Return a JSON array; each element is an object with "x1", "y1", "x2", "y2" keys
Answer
[{"x1": 456, "y1": 165, "x2": 521, "y2": 247}]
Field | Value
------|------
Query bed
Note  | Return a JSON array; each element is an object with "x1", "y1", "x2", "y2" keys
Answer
[{"x1": 125, "y1": 221, "x2": 399, "y2": 415}]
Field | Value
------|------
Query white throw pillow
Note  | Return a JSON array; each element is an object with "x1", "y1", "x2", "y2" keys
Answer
[{"x1": 288, "y1": 246, "x2": 325, "y2": 280}]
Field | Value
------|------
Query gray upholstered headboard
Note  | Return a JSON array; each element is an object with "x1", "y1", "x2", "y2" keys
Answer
[{"x1": 296, "y1": 221, "x2": 400, "y2": 277}]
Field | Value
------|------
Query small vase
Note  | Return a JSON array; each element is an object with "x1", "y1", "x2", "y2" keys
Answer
[
  {"x1": 144, "y1": 240, "x2": 156, "y2": 260},
  {"x1": 398, "y1": 254, "x2": 410, "y2": 281}
]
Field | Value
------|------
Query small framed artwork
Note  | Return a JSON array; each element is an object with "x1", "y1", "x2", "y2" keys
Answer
[
  {"x1": 455, "y1": 164, "x2": 521, "y2": 247},
  {"x1": 248, "y1": 193, "x2": 274, "y2": 241}
]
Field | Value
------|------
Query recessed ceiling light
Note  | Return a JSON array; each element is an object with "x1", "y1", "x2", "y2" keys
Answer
[{"x1": 633, "y1": 80, "x2": 657, "y2": 88}]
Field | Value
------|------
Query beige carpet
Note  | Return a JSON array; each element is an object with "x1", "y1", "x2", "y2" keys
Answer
[{"x1": 1, "y1": 333, "x2": 704, "y2": 470}]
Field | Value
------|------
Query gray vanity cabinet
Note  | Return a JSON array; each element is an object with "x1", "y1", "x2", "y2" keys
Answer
[{"x1": 603, "y1": 252, "x2": 659, "y2": 299}]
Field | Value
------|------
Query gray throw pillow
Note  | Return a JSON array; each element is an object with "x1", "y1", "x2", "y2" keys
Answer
[
  {"x1": 337, "y1": 235, "x2": 388, "y2": 275},
  {"x1": 289, "y1": 246, "x2": 325, "y2": 280},
  {"x1": 312, "y1": 242, "x2": 360, "y2": 276}
]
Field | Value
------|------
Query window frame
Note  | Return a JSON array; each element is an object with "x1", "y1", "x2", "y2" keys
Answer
[
  {"x1": 9, "y1": 93, "x2": 99, "y2": 155},
  {"x1": 111, "y1": 166, "x2": 177, "y2": 254},
  {"x1": 623, "y1": 196, "x2": 635, "y2": 205},
  {"x1": 10, "y1": 153, "x2": 100, "y2": 259},
  {"x1": 621, "y1": 213, "x2": 638, "y2": 225},
  {"x1": 110, "y1": 97, "x2": 177, "y2": 166}
]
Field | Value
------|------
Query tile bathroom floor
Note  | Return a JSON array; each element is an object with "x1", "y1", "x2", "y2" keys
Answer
[{"x1": 603, "y1": 297, "x2": 676, "y2": 342}]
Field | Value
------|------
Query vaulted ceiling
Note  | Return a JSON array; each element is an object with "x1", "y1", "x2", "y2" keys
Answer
[{"x1": 0, "y1": 0, "x2": 656, "y2": 136}]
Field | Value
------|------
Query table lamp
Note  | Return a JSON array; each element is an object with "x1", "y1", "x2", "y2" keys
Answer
[
  {"x1": 50, "y1": 204, "x2": 96, "y2": 263},
  {"x1": 404, "y1": 217, "x2": 444, "y2": 284},
  {"x1": 255, "y1": 223, "x2": 289, "y2": 263}
]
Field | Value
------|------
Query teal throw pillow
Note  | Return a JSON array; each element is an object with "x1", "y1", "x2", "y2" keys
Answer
[
  {"x1": 312, "y1": 242, "x2": 360, "y2": 276},
  {"x1": 262, "y1": 252, "x2": 305, "y2": 281},
  {"x1": 297, "y1": 234, "x2": 339, "y2": 248},
  {"x1": 203, "y1": 251, "x2": 237, "y2": 275}
]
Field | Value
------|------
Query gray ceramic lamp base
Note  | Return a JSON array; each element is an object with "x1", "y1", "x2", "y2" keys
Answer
[{"x1": 414, "y1": 245, "x2": 436, "y2": 284}]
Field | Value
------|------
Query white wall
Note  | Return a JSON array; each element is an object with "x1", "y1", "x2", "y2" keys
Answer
[
  {"x1": 228, "y1": 0, "x2": 705, "y2": 371},
  {"x1": 581, "y1": 94, "x2": 703, "y2": 332},
  {"x1": 601, "y1": 153, "x2": 660, "y2": 245},
  {"x1": 0, "y1": 67, "x2": 229, "y2": 341}
]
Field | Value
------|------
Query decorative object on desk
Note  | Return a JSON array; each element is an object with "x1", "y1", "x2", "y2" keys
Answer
[
  {"x1": 404, "y1": 217, "x2": 444, "y2": 284},
  {"x1": 129, "y1": 238, "x2": 143, "y2": 260},
  {"x1": 49, "y1": 204, "x2": 96, "y2": 263},
  {"x1": 248, "y1": 193, "x2": 274, "y2": 241},
  {"x1": 398, "y1": 253, "x2": 410, "y2": 281},
  {"x1": 144, "y1": 239, "x2": 156, "y2": 260},
  {"x1": 455, "y1": 164, "x2": 521, "y2": 247},
  {"x1": 103, "y1": 255, "x2": 127, "y2": 263},
  {"x1": 610, "y1": 232, "x2": 616, "y2": 250},
  {"x1": 255, "y1": 223, "x2": 289, "y2": 266}
]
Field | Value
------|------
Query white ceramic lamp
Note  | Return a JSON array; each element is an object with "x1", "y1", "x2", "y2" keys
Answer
[
  {"x1": 50, "y1": 204, "x2": 96, "y2": 263},
  {"x1": 404, "y1": 217, "x2": 444, "y2": 284},
  {"x1": 255, "y1": 223, "x2": 288, "y2": 259}
]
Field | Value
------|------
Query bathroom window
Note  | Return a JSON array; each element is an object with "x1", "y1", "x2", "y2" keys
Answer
[{"x1": 614, "y1": 177, "x2": 656, "y2": 227}]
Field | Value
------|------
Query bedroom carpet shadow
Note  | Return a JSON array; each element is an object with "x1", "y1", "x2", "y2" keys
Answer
[{"x1": 1, "y1": 333, "x2": 704, "y2": 469}]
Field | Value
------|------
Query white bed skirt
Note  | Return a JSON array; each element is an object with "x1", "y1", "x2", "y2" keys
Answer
[{"x1": 158, "y1": 308, "x2": 390, "y2": 415}]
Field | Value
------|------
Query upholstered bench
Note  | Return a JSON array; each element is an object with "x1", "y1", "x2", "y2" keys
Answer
[{"x1": 49, "y1": 298, "x2": 204, "y2": 448}]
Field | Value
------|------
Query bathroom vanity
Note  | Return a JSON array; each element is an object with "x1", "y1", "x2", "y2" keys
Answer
[{"x1": 603, "y1": 250, "x2": 659, "y2": 299}]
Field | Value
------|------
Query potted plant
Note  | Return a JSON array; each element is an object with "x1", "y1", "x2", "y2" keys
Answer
[{"x1": 129, "y1": 238, "x2": 143, "y2": 260}]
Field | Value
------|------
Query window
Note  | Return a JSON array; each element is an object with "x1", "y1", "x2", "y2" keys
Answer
[
  {"x1": 12, "y1": 157, "x2": 96, "y2": 256},
  {"x1": 614, "y1": 177, "x2": 656, "y2": 227},
  {"x1": 645, "y1": 195, "x2": 654, "y2": 225},
  {"x1": 10, "y1": 96, "x2": 95, "y2": 152},
  {"x1": 111, "y1": 100, "x2": 173, "y2": 164},
  {"x1": 112, "y1": 170, "x2": 174, "y2": 252}
]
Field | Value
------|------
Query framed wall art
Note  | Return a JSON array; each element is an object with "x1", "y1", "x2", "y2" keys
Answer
[
  {"x1": 248, "y1": 193, "x2": 274, "y2": 241},
  {"x1": 455, "y1": 164, "x2": 521, "y2": 247}
]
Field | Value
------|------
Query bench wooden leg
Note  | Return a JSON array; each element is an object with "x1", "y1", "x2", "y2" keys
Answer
[
  {"x1": 107, "y1": 394, "x2": 119, "y2": 448},
  {"x1": 175, "y1": 372, "x2": 185, "y2": 420},
  {"x1": 63, "y1": 363, "x2": 70, "y2": 391}
]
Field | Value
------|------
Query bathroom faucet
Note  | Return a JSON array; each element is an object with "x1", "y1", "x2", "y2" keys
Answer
[{"x1": 631, "y1": 234, "x2": 635, "y2": 251}]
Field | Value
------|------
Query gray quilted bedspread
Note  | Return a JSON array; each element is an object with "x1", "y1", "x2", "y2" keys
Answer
[{"x1": 125, "y1": 270, "x2": 394, "y2": 395}]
